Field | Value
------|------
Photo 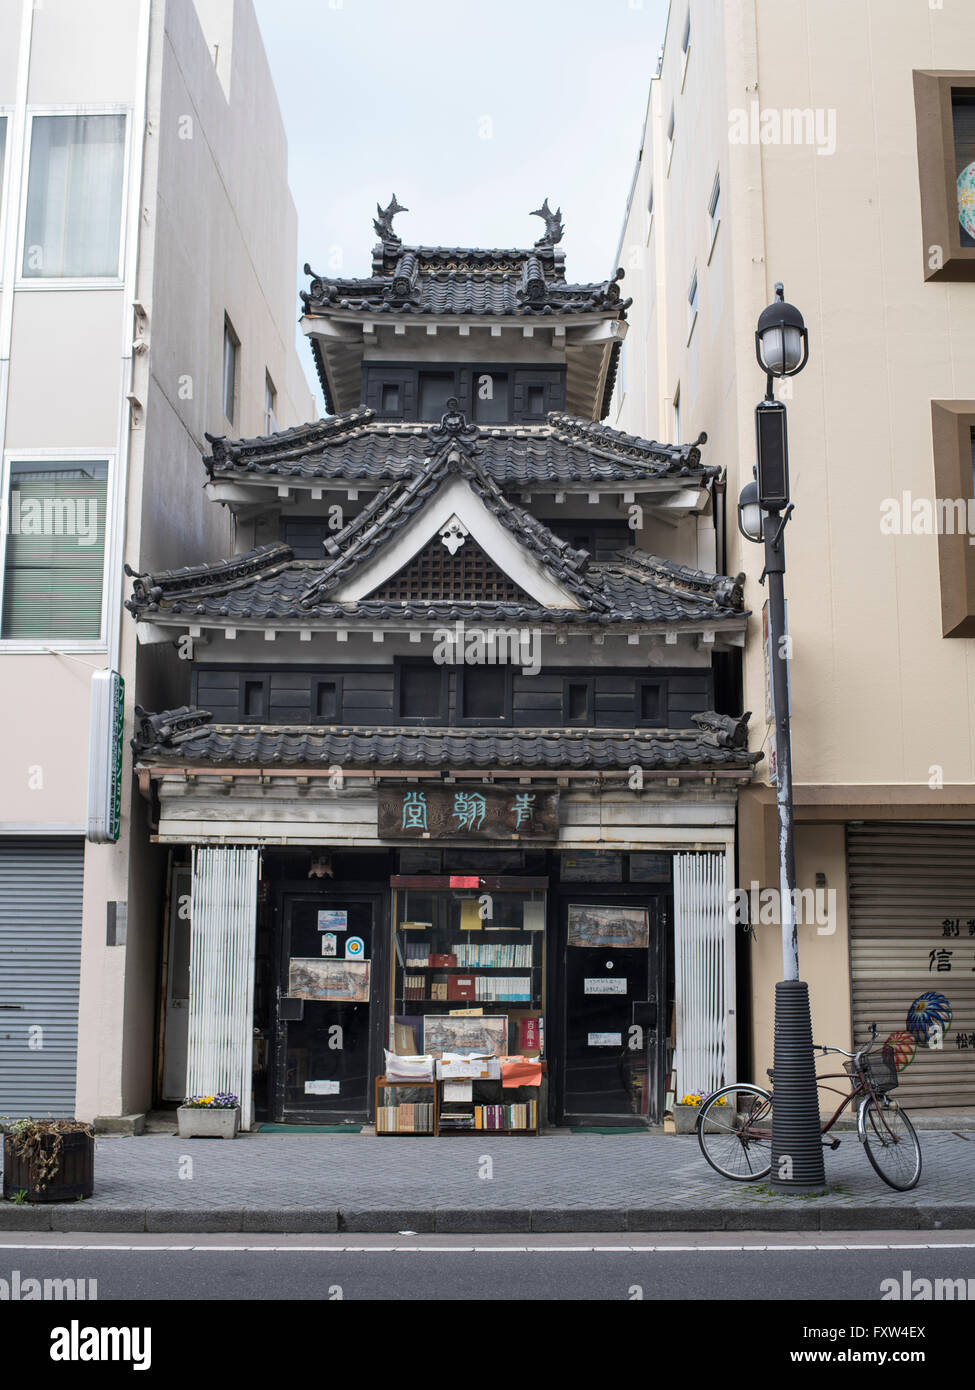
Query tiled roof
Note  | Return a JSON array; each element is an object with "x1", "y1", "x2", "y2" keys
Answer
[
  {"x1": 133, "y1": 709, "x2": 761, "y2": 772},
  {"x1": 203, "y1": 409, "x2": 715, "y2": 486},
  {"x1": 301, "y1": 245, "x2": 631, "y2": 319},
  {"x1": 125, "y1": 545, "x2": 744, "y2": 627}
]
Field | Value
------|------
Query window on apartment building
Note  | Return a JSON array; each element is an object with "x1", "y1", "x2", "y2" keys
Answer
[
  {"x1": 953, "y1": 90, "x2": 975, "y2": 249},
  {"x1": 22, "y1": 114, "x2": 125, "y2": 278},
  {"x1": 708, "y1": 170, "x2": 721, "y2": 250},
  {"x1": 687, "y1": 270, "x2": 698, "y2": 340},
  {"x1": 0, "y1": 117, "x2": 7, "y2": 226},
  {"x1": 673, "y1": 384, "x2": 681, "y2": 445},
  {"x1": 223, "y1": 316, "x2": 239, "y2": 425},
  {"x1": 1, "y1": 459, "x2": 108, "y2": 640},
  {"x1": 667, "y1": 106, "x2": 676, "y2": 169},
  {"x1": 264, "y1": 372, "x2": 278, "y2": 434},
  {"x1": 913, "y1": 73, "x2": 975, "y2": 280},
  {"x1": 931, "y1": 403, "x2": 975, "y2": 637}
]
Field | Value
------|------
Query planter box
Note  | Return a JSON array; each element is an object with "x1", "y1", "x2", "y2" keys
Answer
[
  {"x1": 3, "y1": 1129, "x2": 94, "y2": 1202},
  {"x1": 673, "y1": 1103, "x2": 736, "y2": 1135},
  {"x1": 177, "y1": 1106, "x2": 240, "y2": 1139}
]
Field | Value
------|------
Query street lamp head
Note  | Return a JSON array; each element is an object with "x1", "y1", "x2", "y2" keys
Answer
[
  {"x1": 737, "y1": 477, "x2": 765, "y2": 543},
  {"x1": 756, "y1": 282, "x2": 809, "y2": 379}
]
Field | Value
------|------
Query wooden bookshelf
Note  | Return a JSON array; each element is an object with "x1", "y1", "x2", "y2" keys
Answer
[{"x1": 374, "y1": 1077, "x2": 438, "y2": 1136}]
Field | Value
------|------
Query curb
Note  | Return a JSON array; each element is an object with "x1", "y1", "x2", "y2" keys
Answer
[{"x1": 1, "y1": 1205, "x2": 974, "y2": 1234}]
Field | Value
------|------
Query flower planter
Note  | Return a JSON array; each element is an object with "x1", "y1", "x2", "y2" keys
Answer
[
  {"x1": 177, "y1": 1105, "x2": 240, "y2": 1139},
  {"x1": 3, "y1": 1129, "x2": 94, "y2": 1202},
  {"x1": 673, "y1": 1102, "x2": 735, "y2": 1135}
]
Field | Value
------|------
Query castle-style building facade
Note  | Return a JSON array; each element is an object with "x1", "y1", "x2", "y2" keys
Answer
[{"x1": 127, "y1": 199, "x2": 757, "y2": 1129}]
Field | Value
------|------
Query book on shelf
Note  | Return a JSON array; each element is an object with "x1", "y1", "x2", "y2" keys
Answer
[
  {"x1": 447, "y1": 976, "x2": 476, "y2": 1001},
  {"x1": 377, "y1": 1101, "x2": 434, "y2": 1133},
  {"x1": 452, "y1": 942, "x2": 533, "y2": 968},
  {"x1": 472, "y1": 1100, "x2": 537, "y2": 1131},
  {"x1": 404, "y1": 941, "x2": 431, "y2": 967}
]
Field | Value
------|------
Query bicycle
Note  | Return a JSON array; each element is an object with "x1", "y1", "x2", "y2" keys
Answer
[{"x1": 695, "y1": 1023, "x2": 922, "y2": 1191}]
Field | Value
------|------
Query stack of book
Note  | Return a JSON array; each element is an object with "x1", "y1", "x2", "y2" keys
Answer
[
  {"x1": 403, "y1": 973, "x2": 426, "y2": 1000},
  {"x1": 377, "y1": 1102, "x2": 434, "y2": 1133},
  {"x1": 404, "y1": 942, "x2": 431, "y2": 967},
  {"x1": 438, "y1": 1111, "x2": 477, "y2": 1131}
]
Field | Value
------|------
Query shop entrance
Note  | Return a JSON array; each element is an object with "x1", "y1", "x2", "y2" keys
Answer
[
  {"x1": 557, "y1": 892, "x2": 669, "y2": 1126},
  {"x1": 271, "y1": 889, "x2": 382, "y2": 1122}
]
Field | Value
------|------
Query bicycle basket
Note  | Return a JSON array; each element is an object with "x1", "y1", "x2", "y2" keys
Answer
[{"x1": 845, "y1": 1044, "x2": 898, "y2": 1093}]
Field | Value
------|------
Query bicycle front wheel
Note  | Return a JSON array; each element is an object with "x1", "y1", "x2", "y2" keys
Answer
[
  {"x1": 860, "y1": 1098, "x2": 922, "y2": 1191},
  {"x1": 697, "y1": 1084, "x2": 774, "y2": 1181}
]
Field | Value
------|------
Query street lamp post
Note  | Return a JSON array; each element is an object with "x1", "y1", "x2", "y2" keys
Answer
[{"x1": 738, "y1": 283, "x2": 825, "y2": 1192}]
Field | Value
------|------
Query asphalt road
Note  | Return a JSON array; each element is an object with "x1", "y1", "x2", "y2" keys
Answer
[{"x1": 2, "y1": 1231, "x2": 974, "y2": 1301}]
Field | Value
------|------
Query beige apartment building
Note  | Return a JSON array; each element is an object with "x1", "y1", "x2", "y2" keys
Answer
[
  {"x1": 613, "y1": 0, "x2": 975, "y2": 1107},
  {"x1": 0, "y1": 0, "x2": 314, "y2": 1123}
]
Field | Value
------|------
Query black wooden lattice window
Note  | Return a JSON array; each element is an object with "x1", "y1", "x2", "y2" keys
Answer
[{"x1": 369, "y1": 537, "x2": 530, "y2": 603}]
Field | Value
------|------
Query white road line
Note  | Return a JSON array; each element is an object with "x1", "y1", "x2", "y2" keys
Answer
[{"x1": 0, "y1": 1241, "x2": 973, "y2": 1254}]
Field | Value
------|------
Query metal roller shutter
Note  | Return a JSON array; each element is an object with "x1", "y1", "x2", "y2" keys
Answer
[
  {"x1": 847, "y1": 822, "x2": 975, "y2": 1108},
  {"x1": 0, "y1": 838, "x2": 84, "y2": 1118}
]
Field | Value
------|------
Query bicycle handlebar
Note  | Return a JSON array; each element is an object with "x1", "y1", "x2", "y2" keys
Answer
[{"x1": 813, "y1": 1022, "x2": 881, "y2": 1067}]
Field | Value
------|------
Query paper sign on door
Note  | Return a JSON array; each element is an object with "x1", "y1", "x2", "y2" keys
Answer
[
  {"x1": 588, "y1": 1032, "x2": 623, "y2": 1047},
  {"x1": 584, "y1": 978, "x2": 627, "y2": 994}
]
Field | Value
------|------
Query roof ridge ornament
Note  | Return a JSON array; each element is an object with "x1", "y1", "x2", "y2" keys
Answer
[
  {"x1": 424, "y1": 397, "x2": 480, "y2": 457},
  {"x1": 374, "y1": 194, "x2": 408, "y2": 245},
  {"x1": 531, "y1": 198, "x2": 564, "y2": 247}
]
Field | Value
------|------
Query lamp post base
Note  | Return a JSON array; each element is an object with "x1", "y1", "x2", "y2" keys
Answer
[{"x1": 770, "y1": 978, "x2": 826, "y2": 1192}]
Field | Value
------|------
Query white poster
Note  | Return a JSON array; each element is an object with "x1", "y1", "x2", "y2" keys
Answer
[
  {"x1": 304, "y1": 1080, "x2": 340, "y2": 1095},
  {"x1": 588, "y1": 1032, "x2": 623, "y2": 1047},
  {"x1": 443, "y1": 1081, "x2": 473, "y2": 1101},
  {"x1": 584, "y1": 978, "x2": 627, "y2": 994}
]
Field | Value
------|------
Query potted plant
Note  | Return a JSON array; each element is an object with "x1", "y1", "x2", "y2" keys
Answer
[
  {"x1": 2, "y1": 1118, "x2": 95, "y2": 1202},
  {"x1": 673, "y1": 1091, "x2": 731, "y2": 1135},
  {"x1": 177, "y1": 1093, "x2": 241, "y2": 1139}
]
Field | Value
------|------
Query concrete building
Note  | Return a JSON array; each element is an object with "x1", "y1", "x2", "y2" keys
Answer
[
  {"x1": 612, "y1": 0, "x2": 975, "y2": 1107},
  {"x1": 0, "y1": 0, "x2": 314, "y2": 1124}
]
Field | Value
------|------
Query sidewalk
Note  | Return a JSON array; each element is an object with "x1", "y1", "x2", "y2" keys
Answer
[{"x1": 3, "y1": 1127, "x2": 975, "y2": 1233}]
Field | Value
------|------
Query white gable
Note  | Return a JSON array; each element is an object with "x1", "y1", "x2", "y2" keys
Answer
[{"x1": 332, "y1": 474, "x2": 584, "y2": 609}]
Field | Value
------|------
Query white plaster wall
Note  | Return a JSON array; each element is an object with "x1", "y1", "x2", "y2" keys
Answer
[{"x1": 612, "y1": 0, "x2": 975, "y2": 789}]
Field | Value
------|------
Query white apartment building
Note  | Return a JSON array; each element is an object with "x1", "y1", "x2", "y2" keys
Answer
[
  {"x1": 613, "y1": 0, "x2": 975, "y2": 1107},
  {"x1": 0, "y1": 0, "x2": 314, "y2": 1125}
]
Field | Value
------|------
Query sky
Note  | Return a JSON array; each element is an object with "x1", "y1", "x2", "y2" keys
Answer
[{"x1": 251, "y1": 0, "x2": 672, "y2": 412}]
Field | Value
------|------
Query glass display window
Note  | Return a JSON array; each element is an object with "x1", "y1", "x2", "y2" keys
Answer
[{"x1": 390, "y1": 876, "x2": 546, "y2": 1062}]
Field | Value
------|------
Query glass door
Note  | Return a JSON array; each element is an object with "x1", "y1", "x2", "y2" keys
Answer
[
  {"x1": 273, "y1": 892, "x2": 379, "y2": 1122},
  {"x1": 560, "y1": 894, "x2": 666, "y2": 1124}
]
